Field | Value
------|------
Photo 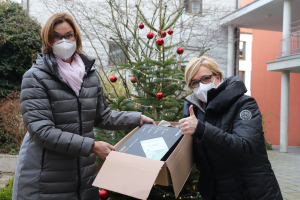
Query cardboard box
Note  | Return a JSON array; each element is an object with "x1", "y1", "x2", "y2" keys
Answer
[
  {"x1": 116, "y1": 124, "x2": 183, "y2": 161},
  {"x1": 93, "y1": 122, "x2": 194, "y2": 200}
]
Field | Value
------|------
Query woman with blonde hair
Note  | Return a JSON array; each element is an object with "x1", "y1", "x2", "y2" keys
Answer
[
  {"x1": 13, "y1": 13, "x2": 154, "y2": 200},
  {"x1": 179, "y1": 56, "x2": 282, "y2": 200}
]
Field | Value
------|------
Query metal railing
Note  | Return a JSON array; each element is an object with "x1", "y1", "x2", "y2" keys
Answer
[{"x1": 279, "y1": 20, "x2": 300, "y2": 57}]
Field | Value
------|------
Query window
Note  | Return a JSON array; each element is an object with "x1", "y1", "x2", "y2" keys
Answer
[
  {"x1": 108, "y1": 42, "x2": 127, "y2": 66},
  {"x1": 239, "y1": 41, "x2": 246, "y2": 60},
  {"x1": 184, "y1": 0, "x2": 202, "y2": 14},
  {"x1": 239, "y1": 71, "x2": 245, "y2": 83}
]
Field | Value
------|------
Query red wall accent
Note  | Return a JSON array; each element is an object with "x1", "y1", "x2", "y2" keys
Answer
[
  {"x1": 242, "y1": 0, "x2": 300, "y2": 146},
  {"x1": 251, "y1": 29, "x2": 300, "y2": 146}
]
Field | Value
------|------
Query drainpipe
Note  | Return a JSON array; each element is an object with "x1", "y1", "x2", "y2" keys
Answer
[
  {"x1": 227, "y1": 25, "x2": 234, "y2": 77},
  {"x1": 280, "y1": 0, "x2": 291, "y2": 153}
]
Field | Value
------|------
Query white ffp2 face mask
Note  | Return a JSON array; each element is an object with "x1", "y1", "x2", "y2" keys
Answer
[
  {"x1": 193, "y1": 77, "x2": 217, "y2": 103},
  {"x1": 52, "y1": 39, "x2": 76, "y2": 60}
]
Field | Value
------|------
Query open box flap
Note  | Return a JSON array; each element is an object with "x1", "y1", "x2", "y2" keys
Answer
[
  {"x1": 93, "y1": 151, "x2": 164, "y2": 200},
  {"x1": 166, "y1": 135, "x2": 194, "y2": 197}
]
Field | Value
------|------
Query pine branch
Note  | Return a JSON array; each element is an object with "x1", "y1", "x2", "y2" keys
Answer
[
  {"x1": 135, "y1": 5, "x2": 158, "y2": 32},
  {"x1": 139, "y1": 37, "x2": 157, "y2": 50},
  {"x1": 199, "y1": 48, "x2": 210, "y2": 57},
  {"x1": 145, "y1": 57, "x2": 164, "y2": 66},
  {"x1": 164, "y1": 6, "x2": 185, "y2": 31},
  {"x1": 110, "y1": 37, "x2": 132, "y2": 64},
  {"x1": 161, "y1": 5, "x2": 167, "y2": 30},
  {"x1": 164, "y1": 40, "x2": 184, "y2": 50}
]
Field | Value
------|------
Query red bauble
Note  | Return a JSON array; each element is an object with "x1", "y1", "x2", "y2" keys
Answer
[
  {"x1": 168, "y1": 29, "x2": 173, "y2": 35},
  {"x1": 205, "y1": 55, "x2": 209, "y2": 58},
  {"x1": 139, "y1": 23, "x2": 144, "y2": 29},
  {"x1": 161, "y1": 30, "x2": 166, "y2": 38},
  {"x1": 147, "y1": 32, "x2": 154, "y2": 39},
  {"x1": 110, "y1": 75, "x2": 117, "y2": 82},
  {"x1": 99, "y1": 189, "x2": 109, "y2": 200},
  {"x1": 156, "y1": 38, "x2": 164, "y2": 46},
  {"x1": 131, "y1": 77, "x2": 136, "y2": 83},
  {"x1": 177, "y1": 47, "x2": 184, "y2": 54},
  {"x1": 157, "y1": 92, "x2": 164, "y2": 99}
]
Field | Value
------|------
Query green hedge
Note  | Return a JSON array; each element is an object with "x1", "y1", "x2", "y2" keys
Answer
[
  {"x1": 0, "y1": 177, "x2": 13, "y2": 200},
  {"x1": 0, "y1": 1, "x2": 42, "y2": 97}
]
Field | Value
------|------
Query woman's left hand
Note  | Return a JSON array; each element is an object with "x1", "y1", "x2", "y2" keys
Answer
[
  {"x1": 179, "y1": 105, "x2": 198, "y2": 135},
  {"x1": 140, "y1": 114, "x2": 156, "y2": 126}
]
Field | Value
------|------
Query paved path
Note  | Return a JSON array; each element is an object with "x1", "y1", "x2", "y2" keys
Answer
[
  {"x1": 0, "y1": 145, "x2": 299, "y2": 199},
  {"x1": 268, "y1": 145, "x2": 300, "y2": 200}
]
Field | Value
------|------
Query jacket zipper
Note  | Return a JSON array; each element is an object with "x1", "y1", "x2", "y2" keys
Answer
[
  {"x1": 77, "y1": 99, "x2": 82, "y2": 200},
  {"x1": 43, "y1": 56, "x2": 88, "y2": 200}
]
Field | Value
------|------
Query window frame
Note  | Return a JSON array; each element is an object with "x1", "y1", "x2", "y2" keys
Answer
[
  {"x1": 184, "y1": 0, "x2": 203, "y2": 15},
  {"x1": 239, "y1": 41, "x2": 246, "y2": 61}
]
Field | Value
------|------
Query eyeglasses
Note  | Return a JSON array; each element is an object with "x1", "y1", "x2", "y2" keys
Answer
[
  {"x1": 189, "y1": 74, "x2": 216, "y2": 89},
  {"x1": 54, "y1": 33, "x2": 76, "y2": 41}
]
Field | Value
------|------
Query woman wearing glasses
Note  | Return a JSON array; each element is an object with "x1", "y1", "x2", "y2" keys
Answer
[
  {"x1": 13, "y1": 13, "x2": 154, "y2": 200},
  {"x1": 179, "y1": 57, "x2": 282, "y2": 200}
]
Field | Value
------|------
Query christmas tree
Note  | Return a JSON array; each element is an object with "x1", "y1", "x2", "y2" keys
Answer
[{"x1": 94, "y1": 0, "x2": 204, "y2": 199}]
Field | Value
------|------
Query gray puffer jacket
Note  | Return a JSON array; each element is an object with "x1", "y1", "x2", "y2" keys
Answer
[{"x1": 13, "y1": 53, "x2": 141, "y2": 200}]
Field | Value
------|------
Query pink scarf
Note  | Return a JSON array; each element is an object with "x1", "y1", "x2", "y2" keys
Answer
[{"x1": 56, "y1": 54, "x2": 85, "y2": 96}]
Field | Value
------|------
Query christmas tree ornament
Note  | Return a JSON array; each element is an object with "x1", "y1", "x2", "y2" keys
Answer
[
  {"x1": 138, "y1": 23, "x2": 144, "y2": 29},
  {"x1": 131, "y1": 77, "x2": 136, "y2": 83},
  {"x1": 110, "y1": 75, "x2": 117, "y2": 82},
  {"x1": 205, "y1": 55, "x2": 209, "y2": 58},
  {"x1": 147, "y1": 32, "x2": 154, "y2": 39},
  {"x1": 177, "y1": 47, "x2": 184, "y2": 54},
  {"x1": 99, "y1": 189, "x2": 109, "y2": 200},
  {"x1": 168, "y1": 29, "x2": 173, "y2": 35},
  {"x1": 161, "y1": 30, "x2": 167, "y2": 38},
  {"x1": 156, "y1": 38, "x2": 164, "y2": 46},
  {"x1": 157, "y1": 92, "x2": 164, "y2": 99}
]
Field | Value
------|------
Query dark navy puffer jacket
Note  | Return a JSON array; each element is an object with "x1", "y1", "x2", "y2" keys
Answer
[
  {"x1": 13, "y1": 53, "x2": 141, "y2": 200},
  {"x1": 184, "y1": 76, "x2": 283, "y2": 200}
]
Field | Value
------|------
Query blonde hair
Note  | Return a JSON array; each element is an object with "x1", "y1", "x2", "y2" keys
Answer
[
  {"x1": 41, "y1": 13, "x2": 83, "y2": 55},
  {"x1": 185, "y1": 56, "x2": 223, "y2": 89}
]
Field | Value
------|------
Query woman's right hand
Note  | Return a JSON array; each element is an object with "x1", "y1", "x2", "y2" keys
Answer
[{"x1": 92, "y1": 141, "x2": 115, "y2": 160}]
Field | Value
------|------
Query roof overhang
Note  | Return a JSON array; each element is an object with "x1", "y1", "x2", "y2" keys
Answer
[{"x1": 221, "y1": 0, "x2": 300, "y2": 32}]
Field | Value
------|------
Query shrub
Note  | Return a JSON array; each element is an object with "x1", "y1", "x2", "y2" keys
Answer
[
  {"x1": 0, "y1": 1, "x2": 42, "y2": 97},
  {"x1": 0, "y1": 91, "x2": 26, "y2": 149},
  {"x1": 0, "y1": 177, "x2": 14, "y2": 200},
  {"x1": 262, "y1": 112, "x2": 272, "y2": 150}
]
